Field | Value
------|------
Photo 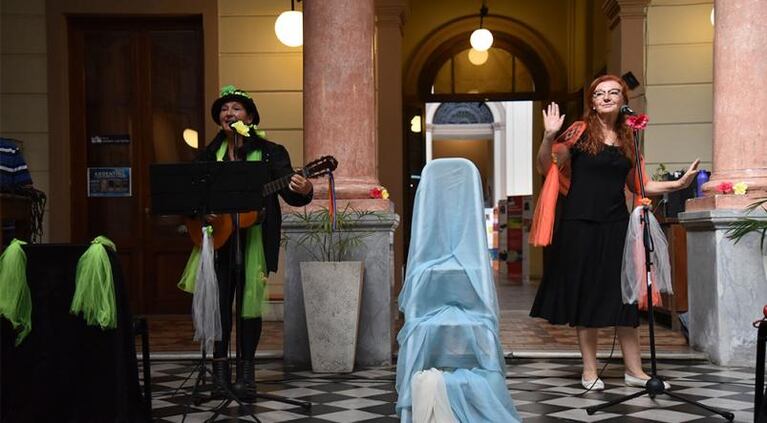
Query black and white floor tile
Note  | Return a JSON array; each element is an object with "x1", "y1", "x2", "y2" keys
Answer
[{"x1": 146, "y1": 359, "x2": 760, "y2": 422}]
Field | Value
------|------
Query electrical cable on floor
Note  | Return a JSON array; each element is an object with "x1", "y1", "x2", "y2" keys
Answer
[{"x1": 573, "y1": 326, "x2": 620, "y2": 396}]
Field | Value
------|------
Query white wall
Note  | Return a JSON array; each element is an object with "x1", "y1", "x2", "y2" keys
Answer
[
  {"x1": 0, "y1": 0, "x2": 50, "y2": 240},
  {"x1": 218, "y1": 0, "x2": 304, "y2": 165},
  {"x1": 645, "y1": 0, "x2": 714, "y2": 177},
  {"x1": 504, "y1": 101, "x2": 533, "y2": 196}
]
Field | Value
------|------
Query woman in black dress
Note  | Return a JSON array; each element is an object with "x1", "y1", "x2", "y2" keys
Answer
[{"x1": 530, "y1": 75, "x2": 699, "y2": 390}]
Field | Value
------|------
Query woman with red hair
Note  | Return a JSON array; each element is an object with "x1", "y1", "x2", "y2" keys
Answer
[{"x1": 530, "y1": 75, "x2": 699, "y2": 390}]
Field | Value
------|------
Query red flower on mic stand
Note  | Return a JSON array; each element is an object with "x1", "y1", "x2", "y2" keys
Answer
[{"x1": 626, "y1": 114, "x2": 649, "y2": 130}]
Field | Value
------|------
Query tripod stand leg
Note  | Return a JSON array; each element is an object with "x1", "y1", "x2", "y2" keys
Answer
[
  {"x1": 203, "y1": 379, "x2": 262, "y2": 423},
  {"x1": 586, "y1": 389, "x2": 647, "y2": 415},
  {"x1": 664, "y1": 391, "x2": 734, "y2": 421},
  {"x1": 180, "y1": 363, "x2": 208, "y2": 422},
  {"x1": 247, "y1": 391, "x2": 312, "y2": 409}
]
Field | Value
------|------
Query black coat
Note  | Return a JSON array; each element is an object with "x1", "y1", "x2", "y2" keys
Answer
[{"x1": 198, "y1": 131, "x2": 313, "y2": 273}]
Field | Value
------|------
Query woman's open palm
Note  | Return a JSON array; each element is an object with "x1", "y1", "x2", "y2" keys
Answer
[
  {"x1": 676, "y1": 159, "x2": 701, "y2": 189},
  {"x1": 543, "y1": 102, "x2": 565, "y2": 139}
]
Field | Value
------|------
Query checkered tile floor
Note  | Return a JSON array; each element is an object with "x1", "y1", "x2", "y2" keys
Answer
[{"x1": 146, "y1": 358, "x2": 760, "y2": 422}]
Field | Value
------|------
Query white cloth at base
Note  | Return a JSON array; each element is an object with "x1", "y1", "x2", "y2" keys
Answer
[{"x1": 412, "y1": 369, "x2": 458, "y2": 423}]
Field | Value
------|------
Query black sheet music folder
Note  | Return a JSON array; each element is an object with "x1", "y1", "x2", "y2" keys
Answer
[{"x1": 149, "y1": 161, "x2": 267, "y2": 216}]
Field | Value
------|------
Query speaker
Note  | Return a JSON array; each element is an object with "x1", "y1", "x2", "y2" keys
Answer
[
  {"x1": 622, "y1": 71, "x2": 640, "y2": 90},
  {"x1": 664, "y1": 171, "x2": 697, "y2": 218}
]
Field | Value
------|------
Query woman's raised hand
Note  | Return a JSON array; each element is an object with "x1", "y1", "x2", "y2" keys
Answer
[
  {"x1": 676, "y1": 158, "x2": 701, "y2": 189},
  {"x1": 543, "y1": 102, "x2": 566, "y2": 141}
]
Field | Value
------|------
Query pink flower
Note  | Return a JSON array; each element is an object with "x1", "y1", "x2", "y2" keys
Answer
[
  {"x1": 717, "y1": 181, "x2": 733, "y2": 194},
  {"x1": 626, "y1": 114, "x2": 649, "y2": 130}
]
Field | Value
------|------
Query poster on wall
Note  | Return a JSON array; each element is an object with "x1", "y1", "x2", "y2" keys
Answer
[{"x1": 87, "y1": 167, "x2": 132, "y2": 197}]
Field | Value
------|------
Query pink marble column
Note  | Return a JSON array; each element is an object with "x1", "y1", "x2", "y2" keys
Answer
[
  {"x1": 692, "y1": 0, "x2": 767, "y2": 209},
  {"x1": 304, "y1": 0, "x2": 385, "y2": 209}
]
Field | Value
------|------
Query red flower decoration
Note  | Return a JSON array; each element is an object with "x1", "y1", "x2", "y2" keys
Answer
[
  {"x1": 369, "y1": 187, "x2": 383, "y2": 199},
  {"x1": 716, "y1": 181, "x2": 733, "y2": 194},
  {"x1": 626, "y1": 114, "x2": 649, "y2": 130}
]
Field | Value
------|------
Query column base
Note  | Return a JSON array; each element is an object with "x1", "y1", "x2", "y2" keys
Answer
[
  {"x1": 679, "y1": 209, "x2": 767, "y2": 366},
  {"x1": 686, "y1": 194, "x2": 764, "y2": 211}
]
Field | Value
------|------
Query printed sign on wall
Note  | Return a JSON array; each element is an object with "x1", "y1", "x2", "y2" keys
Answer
[{"x1": 87, "y1": 167, "x2": 132, "y2": 197}]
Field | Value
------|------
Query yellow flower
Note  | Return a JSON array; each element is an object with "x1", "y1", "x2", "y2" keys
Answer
[
  {"x1": 381, "y1": 188, "x2": 390, "y2": 200},
  {"x1": 231, "y1": 121, "x2": 251, "y2": 137},
  {"x1": 733, "y1": 181, "x2": 748, "y2": 195}
]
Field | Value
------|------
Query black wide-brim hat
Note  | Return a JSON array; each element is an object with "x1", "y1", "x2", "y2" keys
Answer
[{"x1": 211, "y1": 85, "x2": 260, "y2": 126}]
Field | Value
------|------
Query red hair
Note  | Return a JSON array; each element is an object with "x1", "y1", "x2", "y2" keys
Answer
[{"x1": 580, "y1": 75, "x2": 636, "y2": 165}]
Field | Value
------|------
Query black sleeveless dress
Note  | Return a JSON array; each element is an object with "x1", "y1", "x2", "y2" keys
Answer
[{"x1": 530, "y1": 143, "x2": 639, "y2": 327}]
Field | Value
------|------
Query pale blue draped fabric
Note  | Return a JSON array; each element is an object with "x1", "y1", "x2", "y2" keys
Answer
[{"x1": 396, "y1": 158, "x2": 520, "y2": 422}]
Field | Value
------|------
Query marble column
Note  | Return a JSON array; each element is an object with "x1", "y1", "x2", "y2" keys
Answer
[
  {"x1": 375, "y1": 0, "x2": 408, "y2": 320},
  {"x1": 285, "y1": 0, "x2": 400, "y2": 369},
  {"x1": 303, "y1": 0, "x2": 379, "y2": 204},
  {"x1": 695, "y1": 0, "x2": 767, "y2": 204},
  {"x1": 602, "y1": 0, "x2": 650, "y2": 112},
  {"x1": 679, "y1": 0, "x2": 767, "y2": 366}
]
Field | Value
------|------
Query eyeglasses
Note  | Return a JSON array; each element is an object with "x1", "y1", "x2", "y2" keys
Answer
[{"x1": 592, "y1": 89, "x2": 622, "y2": 100}]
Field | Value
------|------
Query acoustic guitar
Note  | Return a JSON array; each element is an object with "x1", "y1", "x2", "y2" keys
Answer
[{"x1": 186, "y1": 155, "x2": 338, "y2": 248}]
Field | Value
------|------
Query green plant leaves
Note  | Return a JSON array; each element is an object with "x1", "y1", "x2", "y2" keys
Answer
[
  {"x1": 726, "y1": 197, "x2": 767, "y2": 250},
  {"x1": 284, "y1": 205, "x2": 383, "y2": 262}
]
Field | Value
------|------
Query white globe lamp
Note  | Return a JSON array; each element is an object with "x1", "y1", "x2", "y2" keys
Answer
[
  {"x1": 470, "y1": 28, "x2": 493, "y2": 52},
  {"x1": 275, "y1": 10, "x2": 303, "y2": 47}
]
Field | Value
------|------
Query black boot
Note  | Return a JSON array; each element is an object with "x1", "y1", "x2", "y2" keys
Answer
[
  {"x1": 233, "y1": 359, "x2": 256, "y2": 397},
  {"x1": 211, "y1": 358, "x2": 231, "y2": 397}
]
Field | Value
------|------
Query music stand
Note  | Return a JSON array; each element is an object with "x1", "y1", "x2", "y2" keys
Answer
[
  {"x1": 150, "y1": 161, "x2": 267, "y2": 217},
  {"x1": 150, "y1": 161, "x2": 311, "y2": 422}
]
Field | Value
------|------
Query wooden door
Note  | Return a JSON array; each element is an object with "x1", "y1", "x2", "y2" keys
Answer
[{"x1": 69, "y1": 17, "x2": 203, "y2": 314}]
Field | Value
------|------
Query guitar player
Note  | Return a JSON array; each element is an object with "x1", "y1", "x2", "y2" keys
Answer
[{"x1": 195, "y1": 85, "x2": 313, "y2": 397}]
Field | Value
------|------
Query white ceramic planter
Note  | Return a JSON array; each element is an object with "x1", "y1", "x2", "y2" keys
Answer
[{"x1": 299, "y1": 261, "x2": 364, "y2": 373}]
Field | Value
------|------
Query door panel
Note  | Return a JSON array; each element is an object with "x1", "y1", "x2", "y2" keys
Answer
[
  {"x1": 70, "y1": 18, "x2": 203, "y2": 314},
  {"x1": 143, "y1": 28, "x2": 203, "y2": 313}
]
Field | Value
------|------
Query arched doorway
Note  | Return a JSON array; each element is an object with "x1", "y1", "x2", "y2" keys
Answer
[{"x1": 402, "y1": 15, "x2": 570, "y2": 261}]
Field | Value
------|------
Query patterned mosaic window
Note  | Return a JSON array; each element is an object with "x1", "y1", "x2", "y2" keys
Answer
[{"x1": 433, "y1": 102, "x2": 494, "y2": 124}]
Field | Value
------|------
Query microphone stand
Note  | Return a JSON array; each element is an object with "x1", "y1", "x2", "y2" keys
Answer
[{"x1": 586, "y1": 118, "x2": 734, "y2": 421}]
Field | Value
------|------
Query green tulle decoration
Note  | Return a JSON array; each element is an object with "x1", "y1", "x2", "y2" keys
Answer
[
  {"x1": 178, "y1": 246, "x2": 202, "y2": 294},
  {"x1": 70, "y1": 236, "x2": 117, "y2": 329},
  {"x1": 0, "y1": 239, "x2": 32, "y2": 345},
  {"x1": 243, "y1": 224, "x2": 268, "y2": 318}
]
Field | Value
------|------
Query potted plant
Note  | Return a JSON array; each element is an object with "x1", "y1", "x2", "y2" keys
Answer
[{"x1": 284, "y1": 205, "x2": 382, "y2": 373}]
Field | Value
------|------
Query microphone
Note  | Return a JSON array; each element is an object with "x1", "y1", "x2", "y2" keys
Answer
[
  {"x1": 226, "y1": 119, "x2": 245, "y2": 160},
  {"x1": 620, "y1": 105, "x2": 637, "y2": 116}
]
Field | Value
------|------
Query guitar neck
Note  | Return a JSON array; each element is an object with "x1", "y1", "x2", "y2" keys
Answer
[{"x1": 263, "y1": 170, "x2": 304, "y2": 196}]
